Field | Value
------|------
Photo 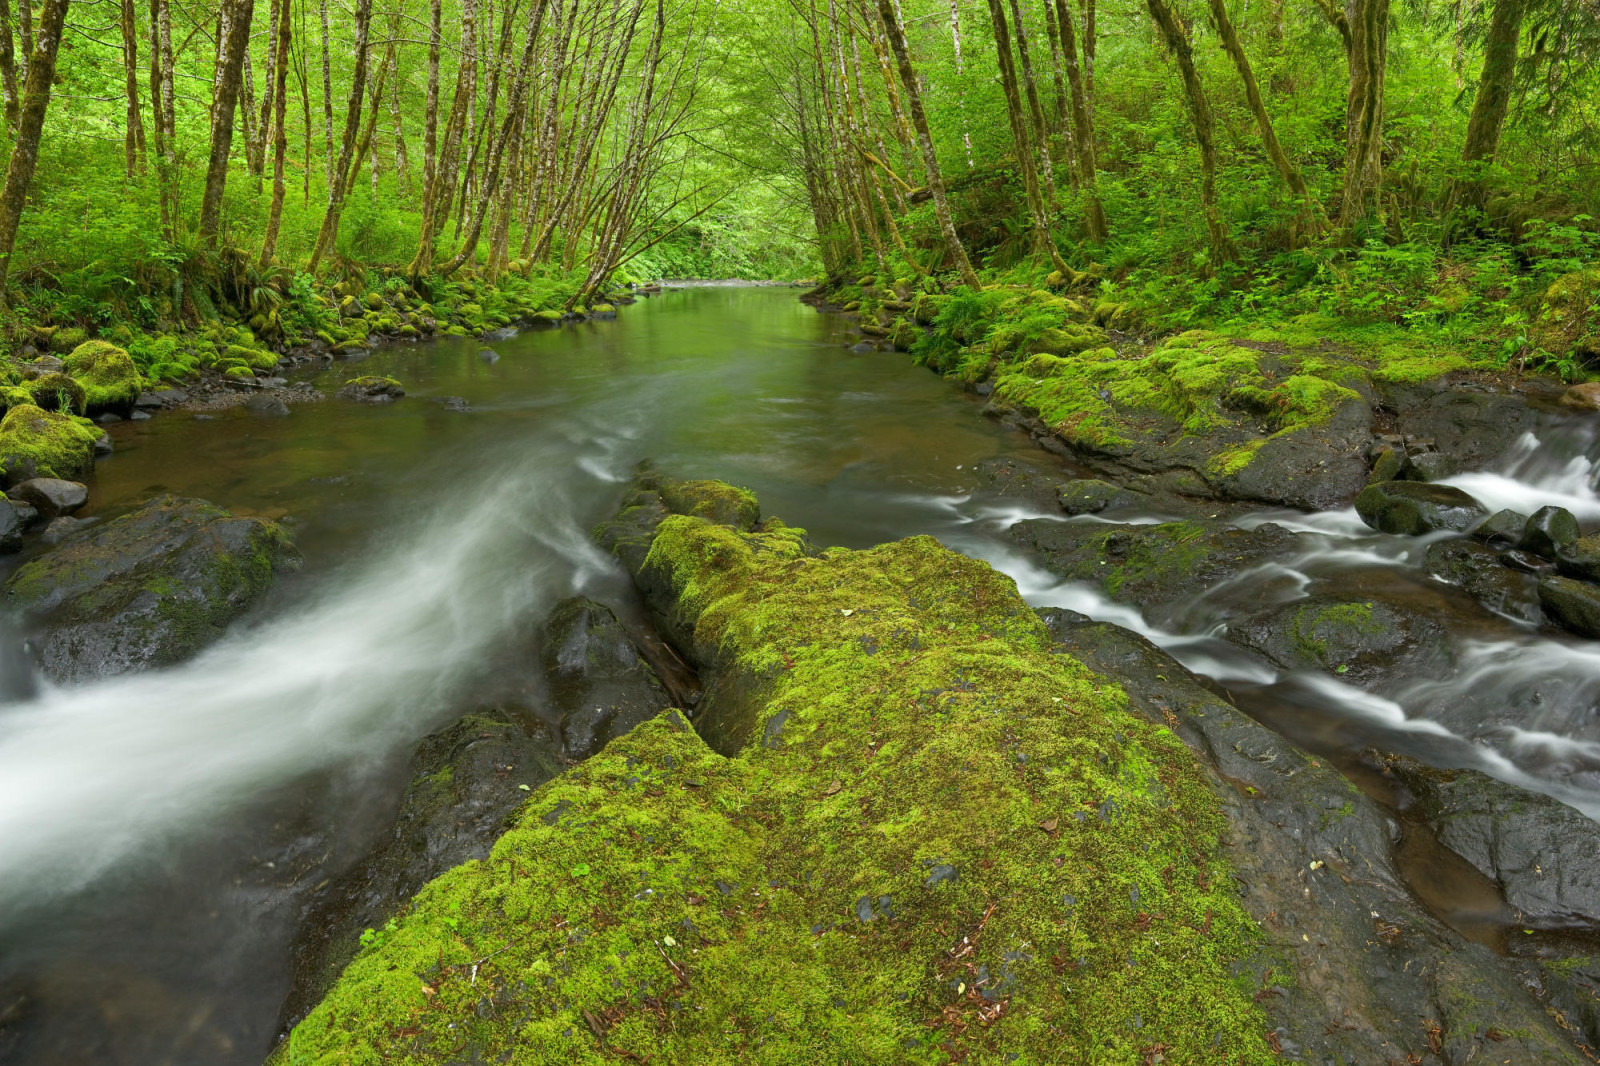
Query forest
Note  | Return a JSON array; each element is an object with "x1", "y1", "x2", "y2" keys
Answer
[{"x1": 0, "y1": 0, "x2": 1590, "y2": 375}]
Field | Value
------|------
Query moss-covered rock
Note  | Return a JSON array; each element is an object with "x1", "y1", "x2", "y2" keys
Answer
[
  {"x1": 4, "y1": 494, "x2": 299, "y2": 682},
  {"x1": 26, "y1": 371, "x2": 87, "y2": 415},
  {"x1": 336, "y1": 376, "x2": 405, "y2": 403},
  {"x1": 64, "y1": 339, "x2": 142, "y2": 412},
  {"x1": 0, "y1": 403, "x2": 101, "y2": 485},
  {"x1": 280, "y1": 481, "x2": 1274, "y2": 1064},
  {"x1": 48, "y1": 326, "x2": 89, "y2": 354}
]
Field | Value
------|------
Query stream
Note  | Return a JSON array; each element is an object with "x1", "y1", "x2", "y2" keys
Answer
[{"x1": 2, "y1": 284, "x2": 1598, "y2": 1063}]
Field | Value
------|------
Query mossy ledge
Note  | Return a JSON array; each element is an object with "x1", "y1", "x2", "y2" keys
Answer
[{"x1": 277, "y1": 478, "x2": 1275, "y2": 1063}]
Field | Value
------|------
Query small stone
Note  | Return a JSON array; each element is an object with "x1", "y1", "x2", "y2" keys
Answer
[
  {"x1": 1538, "y1": 575, "x2": 1600, "y2": 638},
  {"x1": 1559, "y1": 533, "x2": 1600, "y2": 582},
  {"x1": 478, "y1": 348, "x2": 500, "y2": 363},
  {"x1": 1559, "y1": 382, "x2": 1600, "y2": 411},
  {"x1": 243, "y1": 394, "x2": 291, "y2": 417},
  {"x1": 1499, "y1": 548, "x2": 1555, "y2": 574},
  {"x1": 1403, "y1": 451, "x2": 1459, "y2": 481},
  {"x1": 1522, "y1": 505, "x2": 1580, "y2": 558},
  {"x1": 1474, "y1": 508, "x2": 1528, "y2": 547},
  {"x1": 95, "y1": 412, "x2": 123, "y2": 424},
  {"x1": 39, "y1": 516, "x2": 88, "y2": 546},
  {"x1": 9, "y1": 477, "x2": 88, "y2": 518},
  {"x1": 439, "y1": 396, "x2": 471, "y2": 412},
  {"x1": 130, "y1": 410, "x2": 152, "y2": 421}
]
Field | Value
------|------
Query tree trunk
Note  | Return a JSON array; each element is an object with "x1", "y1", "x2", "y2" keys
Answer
[
  {"x1": 17, "y1": 0, "x2": 31, "y2": 83},
  {"x1": 253, "y1": 0, "x2": 281, "y2": 177},
  {"x1": 0, "y1": 0, "x2": 16, "y2": 130},
  {"x1": 876, "y1": 0, "x2": 980, "y2": 289},
  {"x1": 1339, "y1": 0, "x2": 1387, "y2": 236},
  {"x1": 948, "y1": 0, "x2": 973, "y2": 166},
  {"x1": 1205, "y1": 0, "x2": 1311, "y2": 204},
  {"x1": 0, "y1": 0, "x2": 67, "y2": 299},
  {"x1": 149, "y1": 0, "x2": 175, "y2": 235},
  {"x1": 119, "y1": 0, "x2": 145, "y2": 175},
  {"x1": 307, "y1": 0, "x2": 373, "y2": 271},
  {"x1": 987, "y1": 0, "x2": 1066, "y2": 269},
  {"x1": 319, "y1": 0, "x2": 334, "y2": 187},
  {"x1": 1040, "y1": 0, "x2": 1069, "y2": 133},
  {"x1": 1146, "y1": 0, "x2": 1235, "y2": 262},
  {"x1": 259, "y1": 0, "x2": 292, "y2": 267},
  {"x1": 1460, "y1": 0, "x2": 1523, "y2": 168},
  {"x1": 408, "y1": 0, "x2": 477, "y2": 278},
  {"x1": 421, "y1": 0, "x2": 441, "y2": 208},
  {"x1": 1051, "y1": 0, "x2": 1105, "y2": 239},
  {"x1": 1007, "y1": 0, "x2": 1058, "y2": 205},
  {"x1": 389, "y1": 55, "x2": 410, "y2": 198},
  {"x1": 197, "y1": 0, "x2": 255, "y2": 244}
]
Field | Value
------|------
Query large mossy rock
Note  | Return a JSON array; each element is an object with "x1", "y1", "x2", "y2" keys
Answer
[
  {"x1": 0, "y1": 403, "x2": 102, "y2": 486},
  {"x1": 1354, "y1": 480, "x2": 1488, "y2": 536},
  {"x1": 63, "y1": 339, "x2": 142, "y2": 413},
  {"x1": 4, "y1": 494, "x2": 299, "y2": 682},
  {"x1": 540, "y1": 596, "x2": 672, "y2": 759},
  {"x1": 1538, "y1": 575, "x2": 1600, "y2": 639},
  {"x1": 1225, "y1": 596, "x2": 1451, "y2": 686},
  {"x1": 279, "y1": 485, "x2": 1278, "y2": 1063}
]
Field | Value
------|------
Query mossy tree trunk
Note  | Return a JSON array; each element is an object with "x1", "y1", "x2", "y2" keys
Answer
[
  {"x1": 1318, "y1": 0, "x2": 1388, "y2": 238},
  {"x1": 197, "y1": 0, "x2": 255, "y2": 245},
  {"x1": 147, "y1": 0, "x2": 175, "y2": 236},
  {"x1": 1007, "y1": 0, "x2": 1059, "y2": 206},
  {"x1": 1146, "y1": 0, "x2": 1237, "y2": 263},
  {"x1": 1457, "y1": 0, "x2": 1524, "y2": 206},
  {"x1": 259, "y1": 0, "x2": 292, "y2": 268},
  {"x1": 986, "y1": 0, "x2": 1071, "y2": 275},
  {"x1": 306, "y1": 0, "x2": 372, "y2": 272},
  {"x1": 0, "y1": 0, "x2": 16, "y2": 131},
  {"x1": 118, "y1": 0, "x2": 144, "y2": 176},
  {"x1": 408, "y1": 0, "x2": 476, "y2": 279},
  {"x1": 876, "y1": 0, "x2": 982, "y2": 289},
  {"x1": 0, "y1": 0, "x2": 69, "y2": 301},
  {"x1": 1051, "y1": 0, "x2": 1106, "y2": 240}
]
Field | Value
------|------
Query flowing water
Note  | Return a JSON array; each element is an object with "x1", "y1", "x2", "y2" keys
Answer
[{"x1": 2, "y1": 285, "x2": 1599, "y2": 1062}]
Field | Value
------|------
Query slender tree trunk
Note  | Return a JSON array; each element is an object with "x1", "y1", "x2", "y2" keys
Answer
[
  {"x1": 253, "y1": 0, "x2": 281, "y2": 177},
  {"x1": 260, "y1": 0, "x2": 292, "y2": 267},
  {"x1": 149, "y1": 0, "x2": 175, "y2": 235},
  {"x1": 308, "y1": 0, "x2": 373, "y2": 271},
  {"x1": 408, "y1": 0, "x2": 479, "y2": 277},
  {"x1": 987, "y1": 0, "x2": 1066, "y2": 270},
  {"x1": 119, "y1": 0, "x2": 145, "y2": 175},
  {"x1": 0, "y1": 0, "x2": 67, "y2": 299},
  {"x1": 1339, "y1": 0, "x2": 1387, "y2": 236},
  {"x1": 17, "y1": 0, "x2": 31, "y2": 83},
  {"x1": 1007, "y1": 0, "x2": 1058, "y2": 205},
  {"x1": 1083, "y1": 0, "x2": 1095, "y2": 101},
  {"x1": 1052, "y1": 0, "x2": 1105, "y2": 239},
  {"x1": 1205, "y1": 0, "x2": 1312, "y2": 206},
  {"x1": 1146, "y1": 0, "x2": 1235, "y2": 262},
  {"x1": 197, "y1": 0, "x2": 255, "y2": 244},
  {"x1": 1040, "y1": 0, "x2": 1068, "y2": 132},
  {"x1": 0, "y1": 0, "x2": 16, "y2": 130},
  {"x1": 389, "y1": 56, "x2": 410, "y2": 197},
  {"x1": 319, "y1": 0, "x2": 334, "y2": 186},
  {"x1": 420, "y1": 0, "x2": 440, "y2": 207},
  {"x1": 948, "y1": 0, "x2": 973, "y2": 167},
  {"x1": 876, "y1": 0, "x2": 980, "y2": 289},
  {"x1": 1460, "y1": 0, "x2": 1523, "y2": 169}
]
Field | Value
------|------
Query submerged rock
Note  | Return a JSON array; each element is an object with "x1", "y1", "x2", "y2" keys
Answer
[
  {"x1": 1354, "y1": 480, "x2": 1489, "y2": 535},
  {"x1": 336, "y1": 376, "x2": 404, "y2": 403},
  {"x1": 1056, "y1": 477, "x2": 1149, "y2": 515},
  {"x1": 539, "y1": 596, "x2": 671, "y2": 760},
  {"x1": 1425, "y1": 538, "x2": 1541, "y2": 622},
  {"x1": 8, "y1": 477, "x2": 87, "y2": 518},
  {"x1": 277, "y1": 708, "x2": 564, "y2": 1033},
  {"x1": 1226, "y1": 595, "x2": 1451, "y2": 685},
  {"x1": 243, "y1": 394, "x2": 291, "y2": 417},
  {"x1": 3, "y1": 495, "x2": 299, "y2": 682}
]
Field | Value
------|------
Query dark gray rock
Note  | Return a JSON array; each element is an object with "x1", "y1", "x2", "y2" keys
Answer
[
  {"x1": 1524, "y1": 505, "x2": 1581, "y2": 558},
  {"x1": 1425, "y1": 538, "x2": 1540, "y2": 622},
  {"x1": 335, "y1": 377, "x2": 404, "y2": 403},
  {"x1": 3, "y1": 495, "x2": 300, "y2": 682},
  {"x1": 1502, "y1": 547, "x2": 1557, "y2": 573},
  {"x1": 1354, "y1": 480, "x2": 1489, "y2": 536},
  {"x1": 129, "y1": 410, "x2": 151, "y2": 421},
  {"x1": 92, "y1": 432, "x2": 112, "y2": 457},
  {"x1": 1401, "y1": 450, "x2": 1458, "y2": 482},
  {"x1": 0, "y1": 499, "x2": 22, "y2": 553},
  {"x1": 243, "y1": 394, "x2": 291, "y2": 417},
  {"x1": 276, "y1": 707, "x2": 564, "y2": 1034},
  {"x1": 540, "y1": 596, "x2": 671, "y2": 760},
  {"x1": 1475, "y1": 508, "x2": 1528, "y2": 547},
  {"x1": 1225, "y1": 595, "x2": 1451, "y2": 686},
  {"x1": 438, "y1": 396, "x2": 471, "y2": 412},
  {"x1": 1210, "y1": 397, "x2": 1374, "y2": 511},
  {"x1": 9, "y1": 478, "x2": 87, "y2": 519},
  {"x1": 38, "y1": 516, "x2": 89, "y2": 546},
  {"x1": 1538, "y1": 575, "x2": 1600, "y2": 639},
  {"x1": 1383, "y1": 755, "x2": 1600, "y2": 930},
  {"x1": 1056, "y1": 478, "x2": 1149, "y2": 515},
  {"x1": 970, "y1": 457, "x2": 1071, "y2": 511},
  {"x1": 1559, "y1": 533, "x2": 1600, "y2": 582},
  {"x1": 1394, "y1": 390, "x2": 1537, "y2": 475},
  {"x1": 477, "y1": 347, "x2": 500, "y2": 363}
]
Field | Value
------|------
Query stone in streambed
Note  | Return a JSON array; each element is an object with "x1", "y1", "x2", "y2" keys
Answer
[
  {"x1": 3, "y1": 494, "x2": 299, "y2": 682},
  {"x1": 336, "y1": 376, "x2": 404, "y2": 403},
  {"x1": 1560, "y1": 382, "x2": 1600, "y2": 411},
  {"x1": 244, "y1": 394, "x2": 291, "y2": 417},
  {"x1": 1425, "y1": 538, "x2": 1540, "y2": 622},
  {"x1": 0, "y1": 404, "x2": 101, "y2": 487},
  {"x1": 1354, "y1": 480, "x2": 1489, "y2": 536},
  {"x1": 1382, "y1": 753, "x2": 1600, "y2": 931},
  {"x1": 0, "y1": 500, "x2": 22, "y2": 553},
  {"x1": 540, "y1": 597, "x2": 671, "y2": 761},
  {"x1": 1537, "y1": 575, "x2": 1600, "y2": 639},
  {"x1": 8, "y1": 477, "x2": 86, "y2": 518},
  {"x1": 1558, "y1": 533, "x2": 1600, "y2": 582},
  {"x1": 39, "y1": 516, "x2": 90, "y2": 546},
  {"x1": 1226, "y1": 595, "x2": 1450, "y2": 686},
  {"x1": 1523, "y1": 505, "x2": 1580, "y2": 558},
  {"x1": 1057, "y1": 478, "x2": 1149, "y2": 515},
  {"x1": 1474, "y1": 507, "x2": 1528, "y2": 547}
]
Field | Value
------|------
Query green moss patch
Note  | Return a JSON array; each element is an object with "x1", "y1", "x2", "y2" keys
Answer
[
  {"x1": 64, "y1": 339, "x2": 143, "y2": 409},
  {"x1": 0, "y1": 403, "x2": 100, "y2": 485},
  {"x1": 281, "y1": 485, "x2": 1272, "y2": 1064}
]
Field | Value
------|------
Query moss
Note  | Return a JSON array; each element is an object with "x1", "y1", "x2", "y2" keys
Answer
[
  {"x1": 26, "y1": 372, "x2": 87, "y2": 415},
  {"x1": 0, "y1": 403, "x2": 101, "y2": 484},
  {"x1": 1209, "y1": 438, "x2": 1267, "y2": 477},
  {"x1": 656, "y1": 478, "x2": 760, "y2": 531},
  {"x1": 224, "y1": 344, "x2": 280, "y2": 371},
  {"x1": 345, "y1": 375, "x2": 402, "y2": 389},
  {"x1": 223, "y1": 366, "x2": 255, "y2": 380},
  {"x1": 48, "y1": 327, "x2": 89, "y2": 354},
  {"x1": 1288, "y1": 602, "x2": 1384, "y2": 670},
  {"x1": 64, "y1": 340, "x2": 142, "y2": 409},
  {"x1": 283, "y1": 486, "x2": 1272, "y2": 1065}
]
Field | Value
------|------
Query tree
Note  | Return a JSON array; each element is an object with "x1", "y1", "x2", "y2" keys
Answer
[
  {"x1": 0, "y1": 0, "x2": 69, "y2": 299},
  {"x1": 197, "y1": 0, "x2": 256, "y2": 244},
  {"x1": 1146, "y1": 0, "x2": 1236, "y2": 262}
]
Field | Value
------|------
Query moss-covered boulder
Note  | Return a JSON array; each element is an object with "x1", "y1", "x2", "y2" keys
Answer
[
  {"x1": 64, "y1": 339, "x2": 143, "y2": 412},
  {"x1": 336, "y1": 376, "x2": 405, "y2": 403},
  {"x1": 1354, "y1": 480, "x2": 1489, "y2": 536},
  {"x1": 3, "y1": 494, "x2": 299, "y2": 682},
  {"x1": 1532, "y1": 268, "x2": 1600, "y2": 365},
  {"x1": 1226, "y1": 596, "x2": 1451, "y2": 686},
  {"x1": 25, "y1": 371, "x2": 87, "y2": 415},
  {"x1": 47, "y1": 326, "x2": 88, "y2": 354},
  {"x1": 279, "y1": 482, "x2": 1277, "y2": 1064},
  {"x1": 0, "y1": 403, "x2": 101, "y2": 486}
]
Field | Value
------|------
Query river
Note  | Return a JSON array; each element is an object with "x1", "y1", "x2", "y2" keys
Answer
[{"x1": 1, "y1": 284, "x2": 1598, "y2": 1062}]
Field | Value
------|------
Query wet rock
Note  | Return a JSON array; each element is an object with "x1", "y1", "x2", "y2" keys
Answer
[
  {"x1": 1038, "y1": 609, "x2": 1589, "y2": 1064},
  {"x1": 1558, "y1": 533, "x2": 1600, "y2": 582},
  {"x1": 0, "y1": 404, "x2": 100, "y2": 486},
  {"x1": 243, "y1": 394, "x2": 291, "y2": 417},
  {"x1": 94, "y1": 412, "x2": 122, "y2": 424},
  {"x1": 0, "y1": 500, "x2": 22, "y2": 552},
  {"x1": 8, "y1": 477, "x2": 87, "y2": 518},
  {"x1": 1401, "y1": 450, "x2": 1457, "y2": 482},
  {"x1": 277, "y1": 708, "x2": 564, "y2": 1033},
  {"x1": 1367, "y1": 442, "x2": 1403, "y2": 483},
  {"x1": 1354, "y1": 480, "x2": 1489, "y2": 536},
  {"x1": 335, "y1": 376, "x2": 404, "y2": 403},
  {"x1": 541, "y1": 597, "x2": 671, "y2": 760},
  {"x1": 438, "y1": 396, "x2": 471, "y2": 412},
  {"x1": 38, "y1": 516, "x2": 88, "y2": 546},
  {"x1": 1226, "y1": 595, "x2": 1451, "y2": 686},
  {"x1": 3, "y1": 495, "x2": 300, "y2": 682},
  {"x1": 1393, "y1": 390, "x2": 1537, "y2": 475},
  {"x1": 135, "y1": 388, "x2": 187, "y2": 408},
  {"x1": 1425, "y1": 539, "x2": 1541, "y2": 622},
  {"x1": 1475, "y1": 507, "x2": 1528, "y2": 547},
  {"x1": 1501, "y1": 547, "x2": 1556, "y2": 573},
  {"x1": 848, "y1": 341, "x2": 876, "y2": 353},
  {"x1": 129, "y1": 410, "x2": 151, "y2": 421},
  {"x1": 1382, "y1": 754, "x2": 1600, "y2": 931},
  {"x1": 1524, "y1": 505, "x2": 1581, "y2": 558},
  {"x1": 1538, "y1": 575, "x2": 1600, "y2": 639},
  {"x1": 477, "y1": 347, "x2": 500, "y2": 363},
  {"x1": 1012, "y1": 517, "x2": 1297, "y2": 615},
  {"x1": 970, "y1": 457, "x2": 1072, "y2": 511},
  {"x1": 1057, "y1": 478, "x2": 1148, "y2": 515},
  {"x1": 1559, "y1": 382, "x2": 1600, "y2": 411}
]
